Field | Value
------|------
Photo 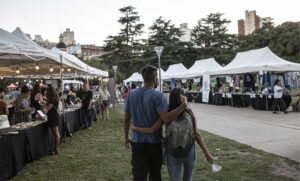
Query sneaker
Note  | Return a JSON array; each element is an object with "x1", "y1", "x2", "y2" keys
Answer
[{"x1": 273, "y1": 112, "x2": 279, "y2": 114}]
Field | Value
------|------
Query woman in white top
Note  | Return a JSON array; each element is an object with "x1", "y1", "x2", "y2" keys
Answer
[
  {"x1": 272, "y1": 79, "x2": 288, "y2": 114},
  {"x1": 100, "y1": 86, "x2": 110, "y2": 120}
]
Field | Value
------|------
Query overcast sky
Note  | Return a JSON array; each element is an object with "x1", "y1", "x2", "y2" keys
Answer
[{"x1": 1, "y1": 0, "x2": 299, "y2": 46}]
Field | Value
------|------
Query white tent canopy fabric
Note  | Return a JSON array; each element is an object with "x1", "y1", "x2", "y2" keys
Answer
[
  {"x1": 0, "y1": 27, "x2": 108, "y2": 77},
  {"x1": 0, "y1": 28, "x2": 51, "y2": 75},
  {"x1": 123, "y1": 72, "x2": 143, "y2": 83},
  {"x1": 209, "y1": 47, "x2": 300, "y2": 75},
  {"x1": 12, "y1": 27, "x2": 88, "y2": 72},
  {"x1": 51, "y1": 47, "x2": 108, "y2": 77},
  {"x1": 162, "y1": 63, "x2": 188, "y2": 80},
  {"x1": 174, "y1": 58, "x2": 222, "y2": 78}
]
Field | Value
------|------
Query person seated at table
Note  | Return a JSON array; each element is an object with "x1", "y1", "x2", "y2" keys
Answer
[
  {"x1": 30, "y1": 84, "x2": 44, "y2": 120},
  {"x1": 0, "y1": 88, "x2": 8, "y2": 116},
  {"x1": 292, "y1": 92, "x2": 300, "y2": 112},
  {"x1": 13, "y1": 86, "x2": 34, "y2": 124},
  {"x1": 272, "y1": 79, "x2": 288, "y2": 114},
  {"x1": 196, "y1": 83, "x2": 202, "y2": 92},
  {"x1": 41, "y1": 86, "x2": 61, "y2": 155},
  {"x1": 66, "y1": 87, "x2": 77, "y2": 106},
  {"x1": 219, "y1": 83, "x2": 226, "y2": 93}
]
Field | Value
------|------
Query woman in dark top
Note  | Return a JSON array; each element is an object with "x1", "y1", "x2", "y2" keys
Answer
[
  {"x1": 30, "y1": 84, "x2": 44, "y2": 120},
  {"x1": 42, "y1": 86, "x2": 60, "y2": 155}
]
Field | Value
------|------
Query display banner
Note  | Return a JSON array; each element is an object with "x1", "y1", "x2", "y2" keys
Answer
[{"x1": 202, "y1": 75, "x2": 210, "y2": 103}]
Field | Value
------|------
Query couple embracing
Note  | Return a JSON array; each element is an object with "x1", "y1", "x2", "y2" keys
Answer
[{"x1": 124, "y1": 65, "x2": 214, "y2": 181}]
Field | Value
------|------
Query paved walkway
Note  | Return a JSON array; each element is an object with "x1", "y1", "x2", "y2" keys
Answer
[{"x1": 190, "y1": 103, "x2": 300, "y2": 162}]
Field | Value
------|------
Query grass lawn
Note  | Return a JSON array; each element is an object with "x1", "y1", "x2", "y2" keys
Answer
[{"x1": 11, "y1": 104, "x2": 300, "y2": 181}]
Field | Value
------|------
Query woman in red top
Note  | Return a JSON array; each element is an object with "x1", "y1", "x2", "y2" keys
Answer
[{"x1": 0, "y1": 88, "x2": 8, "y2": 115}]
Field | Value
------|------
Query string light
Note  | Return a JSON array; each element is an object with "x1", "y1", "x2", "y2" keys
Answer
[
  {"x1": 0, "y1": 77, "x2": 3, "y2": 80},
  {"x1": 61, "y1": 68, "x2": 64, "y2": 72},
  {"x1": 16, "y1": 65, "x2": 20, "y2": 74},
  {"x1": 67, "y1": 67, "x2": 71, "y2": 72},
  {"x1": 16, "y1": 82, "x2": 19, "y2": 85},
  {"x1": 50, "y1": 66, "x2": 54, "y2": 72},
  {"x1": 24, "y1": 79, "x2": 26, "y2": 82},
  {"x1": 35, "y1": 63, "x2": 39, "y2": 70}
]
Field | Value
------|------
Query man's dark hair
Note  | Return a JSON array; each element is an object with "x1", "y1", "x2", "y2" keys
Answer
[
  {"x1": 21, "y1": 85, "x2": 30, "y2": 94},
  {"x1": 0, "y1": 88, "x2": 4, "y2": 93},
  {"x1": 140, "y1": 65, "x2": 158, "y2": 83}
]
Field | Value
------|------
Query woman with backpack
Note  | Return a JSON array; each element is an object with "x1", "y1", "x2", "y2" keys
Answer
[
  {"x1": 132, "y1": 88, "x2": 214, "y2": 181},
  {"x1": 41, "y1": 86, "x2": 60, "y2": 155}
]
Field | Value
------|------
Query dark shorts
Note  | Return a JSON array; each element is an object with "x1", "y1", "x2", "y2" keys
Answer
[
  {"x1": 103, "y1": 100, "x2": 109, "y2": 107},
  {"x1": 131, "y1": 142, "x2": 162, "y2": 181}
]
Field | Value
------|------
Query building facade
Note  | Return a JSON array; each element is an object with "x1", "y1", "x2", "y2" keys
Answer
[
  {"x1": 238, "y1": 10, "x2": 261, "y2": 35},
  {"x1": 179, "y1": 23, "x2": 192, "y2": 42},
  {"x1": 33, "y1": 34, "x2": 57, "y2": 49},
  {"x1": 63, "y1": 28, "x2": 75, "y2": 46}
]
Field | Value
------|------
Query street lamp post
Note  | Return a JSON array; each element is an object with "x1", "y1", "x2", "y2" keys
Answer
[
  {"x1": 112, "y1": 65, "x2": 118, "y2": 84},
  {"x1": 154, "y1": 46, "x2": 164, "y2": 91}
]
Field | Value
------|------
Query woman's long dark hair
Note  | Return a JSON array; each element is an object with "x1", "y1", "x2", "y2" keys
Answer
[
  {"x1": 31, "y1": 84, "x2": 41, "y2": 99},
  {"x1": 168, "y1": 88, "x2": 185, "y2": 112},
  {"x1": 46, "y1": 86, "x2": 59, "y2": 102}
]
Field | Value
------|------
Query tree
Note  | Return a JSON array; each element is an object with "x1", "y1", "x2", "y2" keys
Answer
[
  {"x1": 143, "y1": 16, "x2": 193, "y2": 69},
  {"x1": 117, "y1": 6, "x2": 144, "y2": 58},
  {"x1": 191, "y1": 13, "x2": 234, "y2": 48},
  {"x1": 237, "y1": 20, "x2": 300, "y2": 63},
  {"x1": 191, "y1": 13, "x2": 236, "y2": 65}
]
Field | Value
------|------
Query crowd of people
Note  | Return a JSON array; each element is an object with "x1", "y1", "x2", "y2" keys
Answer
[{"x1": 0, "y1": 82, "x2": 117, "y2": 155}]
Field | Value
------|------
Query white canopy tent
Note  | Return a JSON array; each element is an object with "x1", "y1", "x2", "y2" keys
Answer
[
  {"x1": 162, "y1": 63, "x2": 188, "y2": 80},
  {"x1": 174, "y1": 58, "x2": 223, "y2": 78},
  {"x1": 0, "y1": 28, "x2": 54, "y2": 76},
  {"x1": 12, "y1": 27, "x2": 87, "y2": 73},
  {"x1": 51, "y1": 47, "x2": 108, "y2": 77},
  {"x1": 209, "y1": 47, "x2": 300, "y2": 75},
  {"x1": 123, "y1": 72, "x2": 143, "y2": 83}
]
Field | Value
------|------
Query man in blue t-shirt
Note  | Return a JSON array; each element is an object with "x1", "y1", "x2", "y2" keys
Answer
[{"x1": 124, "y1": 65, "x2": 187, "y2": 181}]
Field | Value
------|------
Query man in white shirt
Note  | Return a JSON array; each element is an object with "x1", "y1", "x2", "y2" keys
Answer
[{"x1": 272, "y1": 79, "x2": 288, "y2": 114}]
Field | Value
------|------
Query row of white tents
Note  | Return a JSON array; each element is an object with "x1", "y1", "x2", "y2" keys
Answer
[
  {"x1": 124, "y1": 47, "x2": 300, "y2": 82},
  {"x1": 0, "y1": 27, "x2": 108, "y2": 78}
]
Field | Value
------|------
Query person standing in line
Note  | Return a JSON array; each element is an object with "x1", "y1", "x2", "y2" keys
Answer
[
  {"x1": 30, "y1": 84, "x2": 44, "y2": 120},
  {"x1": 0, "y1": 88, "x2": 8, "y2": 116},
  {"x1": 272, "y1": 79, "x2": 288, "y2": 114},
  {"x1": 79, "y1": 83, "x2": 94, "y2": 129},
  {"x1": 100, "y1": 86, "x2": 110, "y2": 120},
  {"x1": 132, "y1": 88, "x2": 214, "y2": 181},
  {"x1": 124, "y1": 65, "x2": 188, "y2": 181},
  {"x1": 41, "y1": 86, "x2": 60, "y2": 155}
]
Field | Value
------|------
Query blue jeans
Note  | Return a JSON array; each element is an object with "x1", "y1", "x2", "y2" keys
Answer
[
  {"x1": 167, "y1": 144, "x2": 196, "y2": 181},
  {"x1": 80, "y1": 108, "x2": 92, "y2": 128}
]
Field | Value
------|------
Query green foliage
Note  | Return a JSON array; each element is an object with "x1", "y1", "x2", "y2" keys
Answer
[
  {"x1": 237, "y1": 21, "x2": 300, "y2": 63},
  {"x1": 97, "y1": 6, "x2": 300, "y2": 81}
]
